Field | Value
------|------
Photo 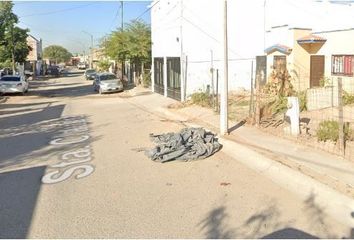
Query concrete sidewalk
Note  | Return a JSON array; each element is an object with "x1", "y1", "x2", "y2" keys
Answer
[{"x1": 123, "y1": 86, "x2": 354, "y2": 227}]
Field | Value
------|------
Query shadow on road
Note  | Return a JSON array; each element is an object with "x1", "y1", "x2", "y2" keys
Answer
[
  {"x1": 198, "y1": 206, "x2": 234, "y2": 238},
  {"x1": 0, "y1": 100, "x2": 101, "y2": 171},
  {"x1": 0, "y1": 166, "x2": 46, "y2": 238},
  {"x1": 198, "y1": 193, "x2": 350, "y2": 239},
  {"x1": 30, "y1": 84, "x2": 95, "y2": 98}
]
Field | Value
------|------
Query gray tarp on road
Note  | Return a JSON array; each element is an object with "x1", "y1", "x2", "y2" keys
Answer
[{"x1": 145, "y1": 127, "x2": 222, "y2": 163}]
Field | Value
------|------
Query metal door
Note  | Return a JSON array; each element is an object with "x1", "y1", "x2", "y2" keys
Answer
[
  {"x1": 310, "y1": 55, "x2": 325, "y2": 87},
  {"x1": 256, "y1": 55, "x2": 267, "y2": 87},
  {"x1": 167, "y1": 57, "x2": 181, "y2": 101},
  {"x1": 154, "y1": 58, "x2": 164, "y2": 95}
]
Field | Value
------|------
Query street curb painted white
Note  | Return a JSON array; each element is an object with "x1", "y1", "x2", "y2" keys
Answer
[{"x1": 158, "y1": 106, "x2": 354, "y2": 228}]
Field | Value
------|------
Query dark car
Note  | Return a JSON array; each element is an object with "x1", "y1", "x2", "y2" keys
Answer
[
  {"x1": 84, "y1": 69, "x2": 96, "y2": 80},
  {"x1": 46, "y1": 66, "x2": 60, "y2": 77}
]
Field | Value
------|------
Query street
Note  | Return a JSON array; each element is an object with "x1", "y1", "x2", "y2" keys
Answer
[{"x1": 0, "y1": 70, "x2": 351, "y2": 238}]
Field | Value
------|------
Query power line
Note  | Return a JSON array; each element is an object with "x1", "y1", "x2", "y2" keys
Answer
[
  {"x1": 109, "y1": 2, "x2": 122, "y2": 30},
  {"x1": 181, "y1": 16, "x2": 244, "y2": 58},
  {"x1": 19, "y1": 2, "x2": 99, "y2": 18},
  {"x1": 134, "y1": 0, "x2": 160, "y2": 21}
]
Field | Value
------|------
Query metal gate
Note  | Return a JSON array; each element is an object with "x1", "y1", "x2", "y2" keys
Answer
[
  {"x1": 167, "y1": 57, "x2": 181, "y2": 101},
  {"x1": 310, "y1": 55, "x2": 325, "y2": 87},
  {"x1": 154, "y1": 58, "x2": 164, "y2": 95},
  {"x1": 256, "y1": 55, "x2": 267, "y2": 87}
]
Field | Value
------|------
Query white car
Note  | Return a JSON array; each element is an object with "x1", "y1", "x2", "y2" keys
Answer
[
  {"x1": 0, "y1": 75, "x2": 29, "y2": 95},
  {"x1": 93, "y1": 73, "x2": 123, "y2": 94},
  {"x1": 77, "y1": 63, "x2": 86, "y2": 70}
]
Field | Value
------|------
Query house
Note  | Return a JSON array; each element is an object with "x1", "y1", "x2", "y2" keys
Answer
[
  {"x1": 26, "y1": 34, "x2": 43, "y2": 75},
  {"x1": 264, "y1": 25, "x2": 354, "y2": 93},
  {"x1": 151, "y1": 0, "x2": 354, "y2": 101}
]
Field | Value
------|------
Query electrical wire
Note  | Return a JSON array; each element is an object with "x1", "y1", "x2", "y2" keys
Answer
[
  {"x1": 134, "y1": 0, "x2": 160, "y2": 21},
  {"x1": 19, "y1": 2, "x2": 99, "y2": 18}
]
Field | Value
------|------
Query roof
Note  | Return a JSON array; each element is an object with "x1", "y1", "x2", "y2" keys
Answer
[
  {"x1": 297, "y1": 34, "x2": 327, "y2": 43},
  {"x1": 264, "y1": 44, "x2": 292, "y2": 55}
]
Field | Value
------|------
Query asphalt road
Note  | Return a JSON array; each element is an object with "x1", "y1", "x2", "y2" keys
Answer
[{"x1": 0, "y1": 70, "x2": 351, "y2": 238}]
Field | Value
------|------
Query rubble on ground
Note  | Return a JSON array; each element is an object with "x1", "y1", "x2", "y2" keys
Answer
[{"x1": 145, "y1": 127, "x2": 222, "y2": 163}]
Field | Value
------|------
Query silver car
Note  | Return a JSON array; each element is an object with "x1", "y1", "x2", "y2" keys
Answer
[
  {"x1": 0, "y1": 75, "x2": 29, "y2": 95},
  {"x1": 93, "y1": 73, "x2": 124, "y2": 94}
]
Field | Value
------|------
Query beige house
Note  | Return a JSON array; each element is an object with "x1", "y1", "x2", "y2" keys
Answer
[
  {"x1": 265, "y1": 25, "x2": 354, "y2": 94},
  {"x1": 26, "y1": 34, "x2": 43, "y2": 75}
]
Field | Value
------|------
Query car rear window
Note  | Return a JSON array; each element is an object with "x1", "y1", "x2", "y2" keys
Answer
[
  {"x1": 100, "y1": 74, "x2": 116, "y2": 81},
  {"x1": 0, "y1": 76, "x2": 20, "y2": 81}
]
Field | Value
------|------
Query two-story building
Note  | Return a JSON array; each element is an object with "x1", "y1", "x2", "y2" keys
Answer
[
  {"x1": 26, "y1": 34, "x2": 43, "y2": 76},
  {"x1": 151, "y1": 0, "x2": 354, "y2": 101}
]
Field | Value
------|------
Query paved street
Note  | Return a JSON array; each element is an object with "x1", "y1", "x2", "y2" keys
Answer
[{"x1": 0, "y1": 70, "x2": 352, "y2": 238}]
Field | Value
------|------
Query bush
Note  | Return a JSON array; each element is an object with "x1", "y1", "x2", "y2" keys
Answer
[
  {"x1": 271, "y1": 96, "x2": 288, "y2": 114},
  {"x1": 316, "y1": 120, "x2": 351, "y2": 142},
  {"x1": 190, "y1": 92, "x2": 212, "y2": 108},
  {"x1": 296, "y1": 91, "x2": 307, "y2": 112},
  {"x1": 343, "y1": 91, "x2": 354, "y2": 105},
  {"x1": 142, "y1": 70, "x2": 151, "y2": 88}
]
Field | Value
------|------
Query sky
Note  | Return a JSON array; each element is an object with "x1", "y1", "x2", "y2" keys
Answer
[{"x1": 13, "y1": 1, "x2": 152, "y2": 55}]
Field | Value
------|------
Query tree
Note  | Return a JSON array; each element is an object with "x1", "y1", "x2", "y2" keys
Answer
[
  {"x1": 43, "y1": 45, "x2": 72, "y2": 64},
  {"x1": 101, "y1": 20, "x2": 151, "y2": 81},
  {"x1": 97, "y1": 60, "x2": 111, "y2": 72},
  {"x1": 0, "y1": 1, "x2": 30, "y2": 72}
]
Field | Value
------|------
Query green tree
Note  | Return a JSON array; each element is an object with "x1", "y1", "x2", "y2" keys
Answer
[
  {"x1": 125, "y1": 20, "x2": 151, "y2": 63},
  {"x1": 0, "y1": 1, "x2": 30, "y2": 72},
  {"x1": 101, "y1": 20, "x2": 151, "y2": 80},
  {"x1": 97, "y1": 59, "x2": 111, "y2": 72},
  {"x1": 43, "y1": 45, "x2": 72, "y2": 64}
]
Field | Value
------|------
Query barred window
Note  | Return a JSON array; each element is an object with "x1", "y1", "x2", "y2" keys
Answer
[{"x1": 332, "y1": 55, "x2": 353, "y2": 76}]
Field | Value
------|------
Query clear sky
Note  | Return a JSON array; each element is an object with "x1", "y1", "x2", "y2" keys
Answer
[{"x1": 13, "y1": 1, "x2": 152, "y2": 55}]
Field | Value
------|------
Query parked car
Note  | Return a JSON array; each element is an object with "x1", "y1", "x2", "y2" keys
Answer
[
  {"x1": 93, "y1": 73, "x2": 124, "y2": 94},
  {"x1": 46, "y1": 66, "x2": 60, "y2": 77},
  {"x1": 0, "y1": 68, "x2": 12, "y2": 77},
  {"x1": 77, "y1": 62, "x2": 86, "y2": 70},
  {"x1": 0, "y1": 75, "x2": 29, "y2": 95},
  {"x1": 84, "y1": 69, "x2": 96, "y2": 80}
]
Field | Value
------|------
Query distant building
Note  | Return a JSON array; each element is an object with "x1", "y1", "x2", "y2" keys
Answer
[{"x1": 26, "y1": 34, "x2": 43, "y2": 75}]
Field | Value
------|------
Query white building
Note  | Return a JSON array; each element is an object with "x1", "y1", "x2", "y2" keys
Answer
[{"x1": 151, "y1": 0, "x2": 354, "y2": 101}]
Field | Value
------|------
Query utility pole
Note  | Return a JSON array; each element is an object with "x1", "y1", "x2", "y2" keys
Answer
[
  {"x1": 82, "y1": 31, "x2": 94, "y2": 69},
  {"x1": 10, "y1": 22, "x2": 15, "y2": 74},
  {"x1": 263, "y1": 0, "x2": 266, "y2": 52},
  {"x1": 220, "y1": 0, "x2": 229, "y2": 135},
  {"x1": 121, "y1": 1, "x2": 125, "y2": 81}
]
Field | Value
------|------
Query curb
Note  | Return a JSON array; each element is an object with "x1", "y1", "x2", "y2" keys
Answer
[{"x1": 158, "y1": 107, "x2": 354, "y2": 228}]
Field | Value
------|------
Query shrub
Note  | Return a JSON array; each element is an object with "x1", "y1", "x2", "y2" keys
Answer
[
  {"x1": 296, "y1": 91, "x2": 307, "y2": 112},
  {"x1": 316, "y1": 120, "x2": 351, "y2": 142},
  {"x1": 319, "y1": 76, "x2": 331, "y2": 87},
  {"x1": 142, "y1": 70, "x2": 151, "y2": 88},
  {"x1": 343, "y1": 91, "x2": 354, "y2": 105},
  {"x1": 190, "y1": 92, "x2": 212, "y2": 108},
  {"x1": 271, "y1": 96, "x2": 288, "y2": 114}
]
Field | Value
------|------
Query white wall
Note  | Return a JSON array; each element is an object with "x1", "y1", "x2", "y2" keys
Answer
[{"x1": 151, "y1": 0, "x2": 354, "y2": 99}]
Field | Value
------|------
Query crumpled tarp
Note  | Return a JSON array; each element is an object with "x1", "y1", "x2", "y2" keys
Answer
[{"x1": 145, "y1": 127, "x2": 222, "y2": 163}]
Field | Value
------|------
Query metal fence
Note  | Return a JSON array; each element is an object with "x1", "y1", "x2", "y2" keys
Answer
[{"x1": 247, "y1": 75, "x2": 354, "y2": 160}]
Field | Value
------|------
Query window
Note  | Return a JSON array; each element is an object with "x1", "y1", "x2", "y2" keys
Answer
[
  {"x1": 273, "y1": 55, "x2": 286, "y2": 71},
  {"x1": 332, "y1": 55, "x2": 353, "y2": 76}
]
